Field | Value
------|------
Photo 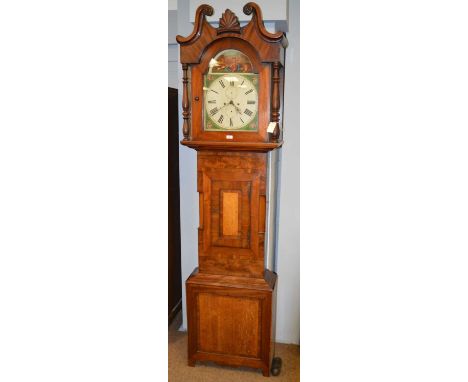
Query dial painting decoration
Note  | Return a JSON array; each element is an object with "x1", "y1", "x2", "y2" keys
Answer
[
  {"x1": 176, "y1": 2, "x2": 287, "y2": 377},
  {"x1": 204, "y1": 50, "x2": 258, "y2": 131}
]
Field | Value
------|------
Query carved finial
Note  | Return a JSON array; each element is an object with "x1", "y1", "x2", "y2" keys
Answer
[
  {"x1": 217, "y1": 9, "x2": 240, "y2": 34},
  {"x1": 198, "y1": 3, "x2": 214, "y2": 17},
  {"x1": 243, "y1": 2, "x2": 257, "y2": 16}
]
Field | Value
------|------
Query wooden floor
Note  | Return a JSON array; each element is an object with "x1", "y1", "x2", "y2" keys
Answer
[{"x1": 169, "y1": 312, "x2": 300, "y2": 381}]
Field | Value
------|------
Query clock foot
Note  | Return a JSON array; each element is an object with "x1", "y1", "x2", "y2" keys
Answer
[{"x1": 271, "y1": 357, "x2": 282, "y2": 376}]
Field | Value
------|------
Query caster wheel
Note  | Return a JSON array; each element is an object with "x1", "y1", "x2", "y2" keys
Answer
[{"x1": 271, "y1": 357, "x2": 282, "y2": 376}]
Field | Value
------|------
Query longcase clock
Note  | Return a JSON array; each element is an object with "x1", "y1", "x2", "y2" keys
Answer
[{"x1": 176, "y1": 2, "x2": 287, "y2": 376}]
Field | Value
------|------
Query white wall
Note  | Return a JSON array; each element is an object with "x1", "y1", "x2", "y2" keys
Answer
[
  {"x1": 174, "y1": 0, "x2": 300, "y2": 345},
  {"x1": 189, "y1": 0, "x2": 288, "y2": 31},
  {"x1": 275, "y1": 0, "x2": 300, "y2": 344},
  {"x1": 168, "y1": 45, "x2": 178, "y2": 89},
  {"x1": 176, "y1": 0, "x2": 199, "y2": 334},
  {"x1": 168, "y1": 10, "x2": 178, "y2": 88},
  {"x1": 168, "y1": 0, "x2": 178, "y2": 11}
]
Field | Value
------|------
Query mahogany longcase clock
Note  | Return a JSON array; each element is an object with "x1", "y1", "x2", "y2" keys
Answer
[{"x1": 176, "y1": 2, "x2": 287, "y2": 376}]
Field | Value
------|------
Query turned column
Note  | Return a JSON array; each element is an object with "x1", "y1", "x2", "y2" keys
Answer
[
  {"x1": 182, "y1": 63, "x2": 191, "y2": 140},
  {"x1": 270, "y1": 62, "x2": 281, "y2": 143}
]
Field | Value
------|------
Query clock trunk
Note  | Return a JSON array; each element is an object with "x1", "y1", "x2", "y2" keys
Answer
[{"x1": 197, "y1": 151, "x2": 266, "y2": 278}]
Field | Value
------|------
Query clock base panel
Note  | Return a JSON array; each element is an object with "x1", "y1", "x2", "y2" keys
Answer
[{"x1": 186, "y1": 268, "x2": 277, "y2": 377}]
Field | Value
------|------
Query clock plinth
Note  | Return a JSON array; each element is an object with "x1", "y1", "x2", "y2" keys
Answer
[
  {"x1": 186, "y1": 268, "x2": 277, "y2": 377},
  {"x1": 177, "y1": 3, "x2": 286, "y2": 376}
]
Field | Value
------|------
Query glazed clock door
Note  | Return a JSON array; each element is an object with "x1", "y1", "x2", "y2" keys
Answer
[
  {"x1": 189, "y1": 38, "x2": 272, "y2": 144},
  {"x1": 203, "y1": 49, "x2": 259, "y2": 132}
]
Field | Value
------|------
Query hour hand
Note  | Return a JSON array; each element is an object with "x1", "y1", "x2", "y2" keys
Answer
[
  {"x1": 219, "y1": 101, "x2": 229, "y2": 111},
  {"x1": 229, "y1": 100, "x2": 242, "y2": 115}
]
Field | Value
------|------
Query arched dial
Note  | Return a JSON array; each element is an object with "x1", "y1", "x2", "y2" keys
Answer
[{"x1": 204, "y1": 73, "x2": 258, "y2": 131}]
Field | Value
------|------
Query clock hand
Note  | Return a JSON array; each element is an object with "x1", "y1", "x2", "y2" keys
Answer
[
  {"x1": 219, "y1": 102, "x2": 230, "y2": 111},
  {"x1": 229, "y1": 100, "x2": 242, "y2": 115}
]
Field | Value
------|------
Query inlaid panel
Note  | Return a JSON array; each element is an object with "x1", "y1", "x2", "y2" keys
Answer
[
  {"x1": 198, "y1": 293, "x2": 261, "y2": 358},
  {"x1": 211, "y1": 178, "x2": 251, "y2": 249},
  {"x1": 221, "y1": 191, "x2": 240, "y2": 236}
]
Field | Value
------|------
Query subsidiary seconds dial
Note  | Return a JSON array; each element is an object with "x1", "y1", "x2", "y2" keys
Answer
[{"x1": 204, "y1": 74, "x2": 258, "y2": 130}]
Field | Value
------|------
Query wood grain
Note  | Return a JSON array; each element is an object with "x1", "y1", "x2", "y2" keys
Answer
[
  {"x1": 187, "y1": 267, "x2": 276, "y2": 290},
  {"x1": 198, "y1": 293, "x2": 260, "y2": 357},
  {"x1": 189, "y1": 38, "x2": 271, "y2": 145},
  {"x1": 177, "y1": 2, "x2": 286, "y2": 151},
  {"x1": 270, "y1": 62, "x2": 281, "y2": 142},
  {"x1": 182, "y1": 64, "x2": 191, "y2": 140},
  {"x1": 181, "y1": 140, "x2": 282, "y2": 152},
  {"x1": 186, "y1": 268, "x2": 277, "y2": 377},
  {"x1": 221, "y1": 191, "x2": 240, "y2": 236},
  {"x1": 197, "y1": 151, "x2": 266, "y2": 278},
  {"x1": 176, "y1": 3, "x2": 286, "y2": 64}
]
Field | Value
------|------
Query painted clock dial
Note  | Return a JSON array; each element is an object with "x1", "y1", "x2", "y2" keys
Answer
[{"x1": 203, "y1": 49, "x2": 258, "y2": 131}]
